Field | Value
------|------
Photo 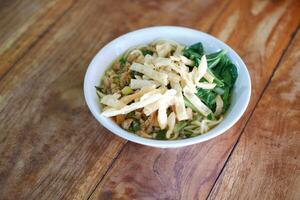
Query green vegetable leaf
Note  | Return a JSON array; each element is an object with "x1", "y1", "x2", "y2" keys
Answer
[
  {"x1": 155, "y1": 130, "x2": 167, "y2": 140},
  {"x1": 194, "y1": 58, "x2": 201, "y2": 67},
  {"x1": 129, "y1": 119, "x2": 141, "y2": 132},
  {"x1": 221, "y1": 87, "x2": 231, "y2": 113},
  {"x1": 95, "y1": 86, "x2": 104, "y2": 99},
  {"x1": 207, "y1": 52, "x2": 237, "y2": 113},
  {"x1": 141, "y1": 49, "x2": 153, "y2": 56},
  {"x1": 221, "y1": 63, "x2": 238, "y2": 88},
  {"x1": 182, "y1": 42, "x2": 204, "y2": 67},
  {"x1": 206, "y1": 68, "x2": 224, "y2": 87},
  {"x1": 210, "y1": 54, "x2": 237, "y2": 89},
  {"x1": 195, "y1": 88, "x2": 217, "y2": 111},
  {"x1": 119, "y1": 56, "x2": 126, "y2": 68},
  {"x1": 189, "y1": 42, "x2": 204, "y2": 55},
  {"x1": 207, "y1": 113, "x2": 216, "y2": 120},
  {"x1": 206, "y1": 49, "x2": 227, "y2": 69},
  {"x1": 182, "y1": 43, "x2": 238, "y2": 115}
]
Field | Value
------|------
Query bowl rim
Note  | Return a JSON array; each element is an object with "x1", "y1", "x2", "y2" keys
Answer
[{"x1": 84, "y1": 26, "x2": 251, "y2": 148}]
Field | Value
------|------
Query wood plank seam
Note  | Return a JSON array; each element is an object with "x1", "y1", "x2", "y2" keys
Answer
[
  {"x1": 207, "y1": 27, "x2": 300, "y2": 200},
  {"x1": 26, "y1": 131, "x2": 125, "y2": 200},
  {"x1": 86, "y1": 143, "x2": 128, "y2": 200},
  {"x1": 205, "y1": 24, "x2": 300, "y2": 200},
  {"x1": 0, "y1": 0, "x2": 78, "y2": 83}
]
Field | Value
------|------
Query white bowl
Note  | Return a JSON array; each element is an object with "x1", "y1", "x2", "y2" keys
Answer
[{"x1": 84, "y1": 26, "x2": 251, "y2": 148}]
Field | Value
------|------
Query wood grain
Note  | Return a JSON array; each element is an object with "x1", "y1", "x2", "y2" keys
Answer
[
  {"x1": 89, "y1": 0, "x2": 300, "y2": 199},
  {"x1": 0, "y1": 0, "x2": 230, "y2": 199},
  {"x1": 208, "y1": 29, "x2": 300, "y2": 200},
  {"x1": 0, "y1": 0, "x2": 76, "y2": 79}
]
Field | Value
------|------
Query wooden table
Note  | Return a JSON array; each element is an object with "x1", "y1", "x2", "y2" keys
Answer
[{"x1": 0, "y1": 0, "x2": 299, "y2": 199}]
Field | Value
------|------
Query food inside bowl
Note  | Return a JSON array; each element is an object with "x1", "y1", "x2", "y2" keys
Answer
[{"x1": 96, "y1": 39, "x2": 238, "y2": 140}]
